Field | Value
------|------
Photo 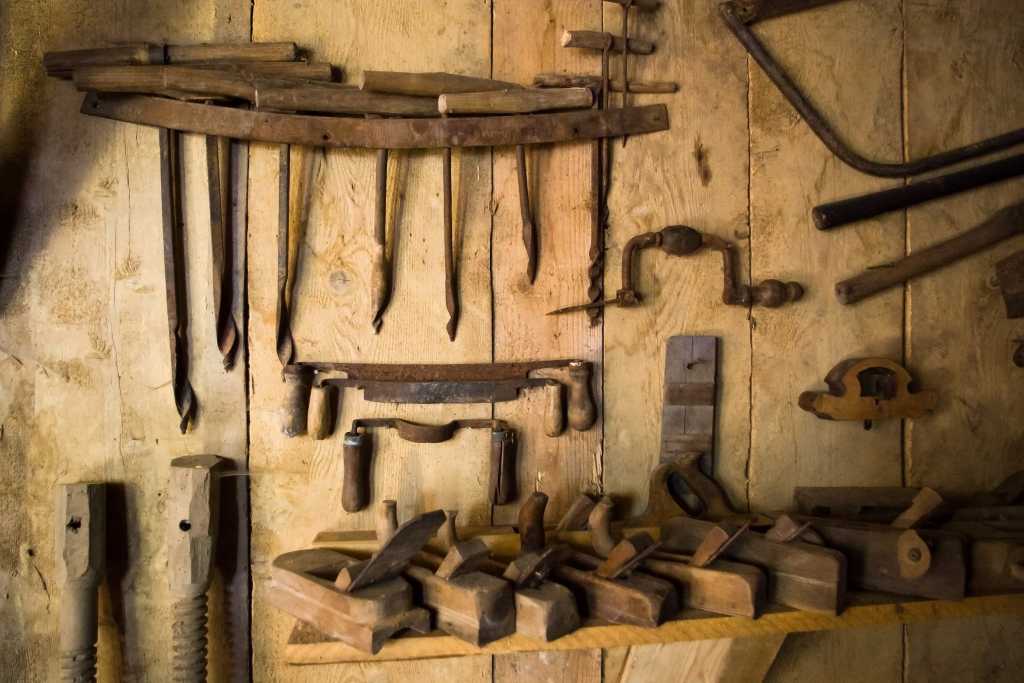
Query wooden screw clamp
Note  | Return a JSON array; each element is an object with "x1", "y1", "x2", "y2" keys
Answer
[
  {"x1": 56, "y1": 483, "x2": 106, "y2": 683},
  {"x1": 167, "y1": 455, "x2": 225, "y2": 682}
]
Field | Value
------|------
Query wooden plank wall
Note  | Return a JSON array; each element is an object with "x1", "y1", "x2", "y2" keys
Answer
[{"x1": 1, "y1": 1, "x2": 1023, "y2": 682}]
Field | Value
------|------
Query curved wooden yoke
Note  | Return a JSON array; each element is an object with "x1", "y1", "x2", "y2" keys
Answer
[{"x1": 798, "y1": 358, "x2": 939, "y2": 423}]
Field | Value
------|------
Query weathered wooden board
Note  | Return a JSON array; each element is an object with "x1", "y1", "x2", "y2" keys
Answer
[
  {"x1": 902, "y1": 2, "x2": 1024, "y2": 681},
  {"x1": 246, "y1": 0, "x2": 495, "y2": 681},
  {"x1": 747, "y1": 0, "x2": 906, "y2": 678},
  {"x1": 0, "y1": 1, "x2": 251, "y2": 681}
]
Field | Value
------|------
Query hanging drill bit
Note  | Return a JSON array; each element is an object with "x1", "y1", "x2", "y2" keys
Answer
[
  {"x1": 159, "y1": 128, "x2": 196, "y2": 433},
  {"x1": 370, "y1": 146, "x2": 392, "y2": 333},
  {"x1": 275, "y1": 143, "x2": 296, "y2": 367},
  {"x1": 206, "y1": 135, "x2": 239, "y2": 370}
]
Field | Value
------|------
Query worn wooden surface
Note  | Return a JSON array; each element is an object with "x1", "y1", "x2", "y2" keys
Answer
[{"x1": 2, "y1": 1, "x2": 1023, "y2": 682}]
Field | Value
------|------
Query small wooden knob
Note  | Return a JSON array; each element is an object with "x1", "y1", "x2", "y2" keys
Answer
[
  {"x1": 750, "y1": 279, "x2": 804, "y2": 307},
  {"x1": 377, "y1": 500, "x2": 398, "y2": 545}
]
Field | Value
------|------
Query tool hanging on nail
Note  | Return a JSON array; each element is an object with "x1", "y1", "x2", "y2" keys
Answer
[
  {"x1": 206, "y1": 134, "x2": 240, "y2": 370},
  {"x1": 159, "y1": 128, "x2": 197, "y2": 433},
  {"x1": 562, "y1": 0, "x2": 667, "y2": 324},
  {"x1": 719, "y1": 0, "x2": 1024, "y2": 178},
  {"x1": 340, "y1": 418, "x2": 518, "y2": 512},
  {"x1": 548, "y1": 225, "x2": 804, "y2": 315}
]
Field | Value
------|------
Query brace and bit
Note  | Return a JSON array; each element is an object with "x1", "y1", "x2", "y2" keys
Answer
[{"x1": 549, "y1": 225, "x2": 804, "y2": 315}]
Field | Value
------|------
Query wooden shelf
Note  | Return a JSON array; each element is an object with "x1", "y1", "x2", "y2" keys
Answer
[
  {"x1": 285, "y1": 594, "x2": 1024, "y2": 664},
  {"x1": 281, "y1": 525, "x2": 1024, "y2": 664}
]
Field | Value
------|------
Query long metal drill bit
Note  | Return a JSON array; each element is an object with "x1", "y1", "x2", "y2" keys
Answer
[
  {"x1": 206, "y1": 135, "x2": 239, "y2": 370},
  {"x1": 275, "y1": 143, "x2": 296, "y2": 366},
  {"x1": 516, "y1": 144, "x2": 538, "y2": 283},
  {"x1": 443, "y1": 145, "x2": 459, "y2": 341},
  {"x1": 159, "y1": 128, "x2": 196, "y2": 433},
  {"x1": 370, "y1": 147, "x2": 392, "y2": 332}
]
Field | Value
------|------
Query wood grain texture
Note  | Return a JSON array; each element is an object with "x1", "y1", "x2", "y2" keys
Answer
[
  {"x1": 0, "y1": 1, "x2": 251, "y2": 681},
  {"x1": 902, "y1": 2, "x2": 1024, "y2": 681},
  {"x1": 603, "y1": 0, "x2": 753, "y2": 520},
  {"x1": 605, "y1": 636, "x2": 784, "y2": 683},
  {"x1": 747, "y1": 0, "x2": 905, "y2": 678},
  {"x1": 492, "y1": 0, "x2": 601, "y2": 525},
  {"x1": 247, "y1": 1, "x2": 495, "y2": 680}
]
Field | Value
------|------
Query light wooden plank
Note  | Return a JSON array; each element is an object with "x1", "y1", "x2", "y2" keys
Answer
[
  {"x1": 746, "y1": 0, "x2": 907, "y2": 679},
  {"x1": 605, "y1": 636, "x2": 784, "y2": 683},
  {"x1": 0, "y1": 2, "x2": 252, "y2": 681},
  {"x1": 282, "y1": 594, "x2": 1024, "y2": 664},
  {"x1": 603, "y1": 0, "x2": 753, "y2": 516},
  {"x1": 495, "y1": 649, "x2": 601, "y2": 683},
  {"x1": 247, "y1": 0, "x2": 494, "y2": 680},
  {"x1": 491, "y1": 0, "x2": 603, "y2": 524},
  {"x1": 902, "y1": 2, "x2": 1024, "y2": 681}
]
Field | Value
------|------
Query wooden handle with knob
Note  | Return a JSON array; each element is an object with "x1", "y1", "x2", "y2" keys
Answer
[
  {"x1": 280, "y1": 365, "x2": 312, "y2": 437},
  {"x1": 588, "y1": 496, "x2": 619, "y2": 557},
  {"x1": 306, "y1": 384, "x2": 334, "y2": 440},
  {"x1": 518, "y1": 492, "x2": 550, "y2": 554},
  {"x1": 566, "y1": 361, "x2": 597, "y2": 431},
  {"x1": 377, "y1": 500, "x2": 398, "y2": 545},
  {"x1": 342, "y1": 432, "x2": 372, "y2": 512}
]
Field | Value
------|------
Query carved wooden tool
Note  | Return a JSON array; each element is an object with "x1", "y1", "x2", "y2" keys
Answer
[
  {"x1": 588, "y1": 496, "x2": 765, "y2": 618},
  {"x1": 285, "y1": 359, "x2": 596, "y2": 442},
  {"x1": 267, "y1": 548, "x2": 430, "y2": 654},
  {"x1": 786, "y1": 515, "x2": 966, "y2": 600},
  {"x1": 548, "y1": 225, "x2": 803, "y2": 315},
  {"x1": 379, "y1": 506, "x2": 514, "y2": 645},
  {"x1": 794, "y1": 486, "x2": 924, "y2": 523},
  {"x1": 660, "y1": 336, "x2": 717, "y2": 480},
  {"x1": 533, "y1": 73, "x2": 678, "y2": 93},
  {"x1": 941, "y1": 521, "x2": 1024, "y2": 595},
  {"x1": 836, "y1": 201, "x2": 1024, "y2": 305},
  {"x1": 798, "y1": 358, "x2": 938, "y2": 428},
  {"x1": 996, "y1": 249, "x2": 1024, "y2": 367},
  {"x1": 56, "y1": 482, "x2": 106, "y2": 683},
  {"x1": 340, "y1": 419, "x2": 517, "y2": 512},
  {"x1": 443, "y1": 501, "x2": 581, "y2": 642},
  {"x1": 44, "y1": 42, "x2": 300, "y2": 78},
  {"x1": 167, "y1": 455, "x2": 225, "y2": 682}
]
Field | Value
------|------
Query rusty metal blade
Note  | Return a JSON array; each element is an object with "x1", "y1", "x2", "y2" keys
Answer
[
  {"x1": 82, "y1": 93, "x2": 670, "y2": 149},
  {"x1": 206, "y1": 134, "x2": 239, "y2": 370}
]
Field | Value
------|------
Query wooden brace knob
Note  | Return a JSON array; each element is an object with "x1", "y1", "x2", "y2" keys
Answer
[{"x1": 543, "y1": 383, "x2": 566, "y2": 437}]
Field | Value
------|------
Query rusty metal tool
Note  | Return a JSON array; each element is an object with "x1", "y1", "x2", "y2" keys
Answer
[
  {"x1": 719, "y1": 0, "x2": 1024, "y2": 177},
  {"x1": 813, "y1": 153, "x2": 1024, "y2": 231},
  {"x1": 159, "y1": 128, "x2": 196, "y2": 433},
  {"x1": 798, "y1": 357, "x2": 939, "y2": 428},
  {"x1": 206, "y1": 134, "x2": 239, "y2": 369},
  {"x1": 56, "y1": 482, "x2": 106, "y2": 683},
  {"x1": 549, "y1": 225, "x2": 804, "y2": 315},
  {"x1": 83, "y1": 92, "x2": 669, "y2": 149},
  {"x1": 996, "y1": 249, "x2": 1024, "y2": 367},
  {"x1": 167, "y1": 455, "x2": 225, "y2": 682},
  {"x1": 370, "y1": 145, "x2": 391, "y2": 333},
  {"x1": 340, "y1": 418, "x2": 517, "y2": 512},
  {"x1": 588, "y1": 496, "x2": 766, "y2": 617},
  {"x1": 283, "y1": 359, "x2": 596, "y2": 441},
  {"x1": 837, "y1": 201, "x2": 1024, "y2": 305}
]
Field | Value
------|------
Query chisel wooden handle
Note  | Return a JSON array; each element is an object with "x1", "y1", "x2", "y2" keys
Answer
[
  {"x1": 836, "y1": 201, "x2": 1024, "y2": 305},
  {"x1": 45, "y1": 42, "x2": 298, "y2": 77},
  {"x1": 343, "y1": 432, "x2": 373, "y2": 513},
  {"x1": 489, "y1": 429, "x2": 518, "y2": 505},
  {"x1": 561, "y1": 30, "x2": 654, "y2": 54},
  {"x1": 566, "y1": 361, "x2": 597, "y2": 431},
  {"x1": 361, "y1": 71, "x2": 519, "y2": 96},
  {"x1": 813, "y1": 154, "x2": 1024, "y2": 230},
  {"x1": 307, "y1": 384, "x2": 334, "y2": 440},
  {"x1": 543, "y1": 383, "x2": 566, "y2": 437},
  {"x1": 280, "y1": 365, "x2": 313, "y2": 437},
  {"x1": 438, "y1": 87, "x2": 592, "y2": 115}
]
